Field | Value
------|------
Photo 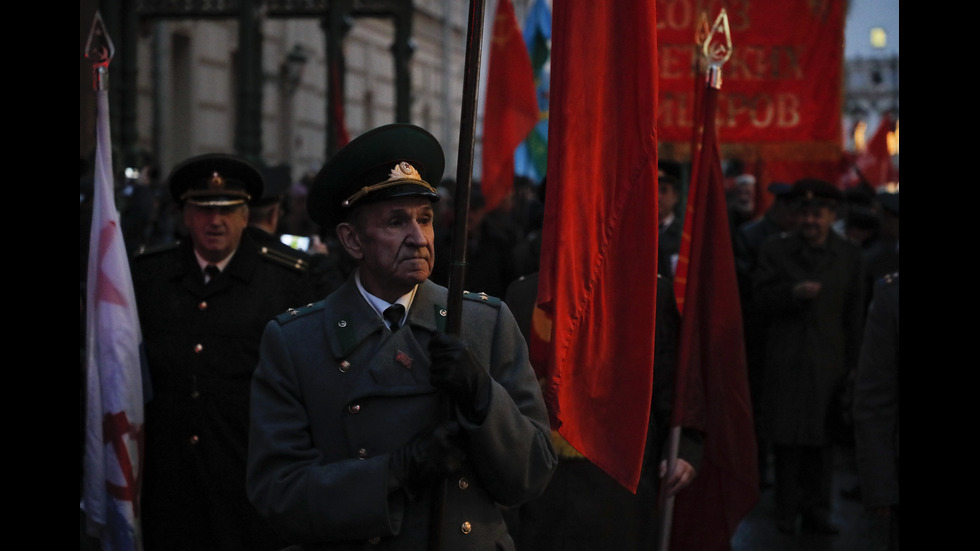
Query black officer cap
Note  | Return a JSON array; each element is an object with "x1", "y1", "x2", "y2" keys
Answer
[
  {"x1": 846, "y1": 206, "x2": 881, "y2": 231},
  {"x1": 308, "y1": 124, "x2": 445, "y2": 228},
  {"x1": 258, "y1": 164, "x2": 292, "y2": 207},
  {"x1": 658, "y1": 160, "x2": 683, "y2": 182},
  {"x1": 792, "y1": 178, "x2": 842, "y2": 208},
  {"x1": 169, "y1": 153, "x2": 264, "y2": 207},
  {"x1": 878, "y1": 191, "x2": 899, "y2": 216},
  {"x1": 767, "y1": 182, "x2": 792, "y2": 196}
]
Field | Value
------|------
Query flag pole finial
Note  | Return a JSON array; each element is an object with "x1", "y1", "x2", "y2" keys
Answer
[
  {"x1": 702, "y1": 9, "x2": 732, "y2": 90},
  {"x1": 85, "y1": 11, "x2": 115, "y2": 91}
]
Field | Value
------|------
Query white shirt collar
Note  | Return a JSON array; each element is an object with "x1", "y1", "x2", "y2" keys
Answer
[
  {"x1": 194, "y1": 248, "x2": 236, "y2": 273},
  {"x1": 354, "y1": 269, "x2": 416, "y2": 329}
]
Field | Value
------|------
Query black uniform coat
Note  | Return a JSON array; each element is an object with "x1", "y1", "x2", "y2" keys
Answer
[
  {"x1": 247, "y1": 277, "x2": 557, "y2": 550},
  {"x1": 853, "y1": 272, "x2": 899, "y2": 509},
  {"x1": 752, "y1": 230, "x2": 865, "y2": 446},
  {"x1": 132, "y1": 233, "x2": 317, "y2": 551},
  {"x1": 246, "y1": 225, "x2": 345, "y2": 299}
]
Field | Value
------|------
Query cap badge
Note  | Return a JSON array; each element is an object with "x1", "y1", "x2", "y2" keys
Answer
[
  {"x1": 342, "y1": 161, "x2": 434, "y2": 208},
  {"x1": 390, "y1": 161, "x2": 421, "y2": 181},
  {"x1": 209, "y1": 171, "x2": 226, "y2": 189}
]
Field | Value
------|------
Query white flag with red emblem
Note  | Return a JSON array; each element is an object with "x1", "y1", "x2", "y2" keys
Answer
[{"x1": 82, "y1": 13, "x2": 146, "y2": 551}]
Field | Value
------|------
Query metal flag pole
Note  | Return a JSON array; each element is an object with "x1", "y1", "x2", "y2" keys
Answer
[
  {"x1": 688, "y1": 11, "x2": 710, "y2": 163},
  {"x1": 429, "y1": 1, "x2": 486, "y2": 550},
  {"x1": 658, "y1": 10, "x2": 732, "y2": 551},
  {"x1": 446, "y1": 0, "x2": 487, "y2": 336}
]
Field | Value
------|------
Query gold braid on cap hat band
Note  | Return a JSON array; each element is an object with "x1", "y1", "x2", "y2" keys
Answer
[
  {"x1": 342, "y1": 162, "x2": 436, "y2": 208},
  {"x1": 184, "y1": 197, "x2": 250, "y2": 207},
  {"x1": 180, "y1": 171, "x2": 252, "y2": 206}
]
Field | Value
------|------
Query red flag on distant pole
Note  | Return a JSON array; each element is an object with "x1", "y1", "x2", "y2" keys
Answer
[
  {"x1": 482, "y1": 0, "x2": 538, "y2": 211},
  {"x1": 665, "y1": 10, "x2": 759, "y2": 551},
  {"x1": 329, "y1": 58, "x2": 350, "y2": 150},
  {"x1": 83, "y1": 13, "x2": 146, "y2": 551},
  {"x1": 861, "y1": 112, "x2": 898, "y2": 188},
  {"x1": 535, "y1": 0, "x2": 659, "y2": 493}
]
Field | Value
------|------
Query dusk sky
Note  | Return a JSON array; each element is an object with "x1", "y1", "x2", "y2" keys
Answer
[{"x1": 845, "y1": 0, "x2": 899, "y2": 59}]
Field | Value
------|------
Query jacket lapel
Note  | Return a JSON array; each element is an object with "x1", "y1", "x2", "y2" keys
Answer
[{"x1": 325, "y1": 279, "x2": 449, "y2": 401}]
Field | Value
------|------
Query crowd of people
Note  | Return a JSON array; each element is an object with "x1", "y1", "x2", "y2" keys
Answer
[
  {"x1": 80, "y1": 125, "x2": 898, "y2": 550},
  {"x1": 728, "y1": 171, "x2": 899, "y2": 549}
]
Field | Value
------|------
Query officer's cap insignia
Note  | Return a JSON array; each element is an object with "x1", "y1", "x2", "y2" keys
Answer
[{"x1": 210, "y1": 172, "x2": 225, "y2": 188}]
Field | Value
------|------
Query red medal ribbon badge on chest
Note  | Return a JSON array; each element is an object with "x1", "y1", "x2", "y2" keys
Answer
[{"x1": 395, "y1": 350, "x2": 413, "y2": 369}]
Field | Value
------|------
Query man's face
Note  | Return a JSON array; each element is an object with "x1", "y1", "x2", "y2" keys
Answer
[
  {"x1": 338, "y1": 197, "x2": 435, "y2": 301},
  {"x1": 734, "y1": 184, "x2": 755, "y2": 212},
  {"x1": 659, "y1": 183, "x2": 679, "y2": 221},
  {"x1": 183, "y1": 204, "x2": 249, "y2": 263},
  {"x1": 799, "y1": 204, "x2": 835, "y2": 246}
]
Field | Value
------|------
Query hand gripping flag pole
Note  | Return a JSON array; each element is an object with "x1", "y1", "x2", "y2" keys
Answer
[{"x1": 430, "y1": 1, "x2": 486, "y2": 550}]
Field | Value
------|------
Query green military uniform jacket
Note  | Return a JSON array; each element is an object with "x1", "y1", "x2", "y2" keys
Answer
[{"x1": 247, "y1": 277, "x2": 557, "y2": 550}]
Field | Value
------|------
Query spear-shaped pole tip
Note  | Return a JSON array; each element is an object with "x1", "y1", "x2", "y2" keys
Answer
[
  {"x1": 702, "y1": 9, "x2": 732, "y2": 90},
  {"x1": 85, "y1": 11, "x2": 115, "y2": 92}
]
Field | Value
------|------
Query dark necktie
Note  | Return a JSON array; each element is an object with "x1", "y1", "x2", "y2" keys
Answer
[
  {"x1": 204, "y1": 264, "x2": 221, "y2": 284},
  {"x1": 383, "y1": 304, "x2": 406, "y2": 330}
]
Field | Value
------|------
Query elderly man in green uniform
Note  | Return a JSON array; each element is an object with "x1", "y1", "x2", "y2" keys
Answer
[
  {"x1": 753, "y1": 178, "x2": 865, "y2": 535},
  {"x1": 133, "y1": 154, "x2": 317, "y2": 551},
  {"x1": 246, "y1": 124, "x2": 557, "y2": 550}
]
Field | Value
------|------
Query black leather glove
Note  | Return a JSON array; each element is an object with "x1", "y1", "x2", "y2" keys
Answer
[
  {"x1": 428, "y1": 332, "x2": 492, "y2": 424},
  {"x1": 389, "y1": 421, "x2": 465, "y2": 499}
]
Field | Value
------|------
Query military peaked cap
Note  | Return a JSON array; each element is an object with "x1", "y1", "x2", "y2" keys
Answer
[
  {"x1": 878, "y1": 191, "x2": 899, "y2": 216},
  {"x1": 308, "y1": 124, "x2": 445, "y2": 228},
  {"x1": 767, "y1": 181, "x2": 793, "y2": 197},
  {"x1": 792, "y1": 178, "x2": 842, "y2": 207},
  {"x1": 257, "y1": 164, "x2": 293, "y2": 207},
  {"x1": 169, "y1": 153, "x2": 264, "y2": 207}
]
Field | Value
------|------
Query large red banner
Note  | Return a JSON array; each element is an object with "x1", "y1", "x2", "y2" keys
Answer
[{"x1": 657, "y1": 0, "x2": 845, "y2": 144}]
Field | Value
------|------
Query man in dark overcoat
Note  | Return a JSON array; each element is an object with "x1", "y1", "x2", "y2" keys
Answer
[
  {"x1": 733, "y1": 181, "x2": 799, "y2": 486},
  {"x1": 854, "y1": 271, "x2": 899, "y2": 550},
  {"x1": 246, "y1": 124, "x2": 557, "y2": 550},
  {"x1": 752, "y1": 178, "x2": 864, "y2": 535},
  {"x1": 132, "y1": 154, "x2": 318, "y2": 551}
]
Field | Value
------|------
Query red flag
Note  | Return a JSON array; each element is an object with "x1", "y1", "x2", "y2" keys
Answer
[
  {"x1": 858, "y1": 113, "x2": 898, "y2": 188},
  {"x1": 669, "y1": 70, "x2": 759, "y2": 550},
  {"x1": 329, "y1": 58, "x2": 350, "y2": 150},
  {"x1": 482, "y1": 0, "x2": 538, "y2": 211},
  {"x1": 535, "y1": 0, "x2": 659, "y2": 492}
]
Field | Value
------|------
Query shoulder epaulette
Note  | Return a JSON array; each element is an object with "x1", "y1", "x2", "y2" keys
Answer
[
  {"x1": 463, "y1": 291, "x2": 501, "y2": 308},
  {"x1": 275, "y1": 300, "x2": 325, "y2": 324},
  {"x1": 878, "y1": 271, "x2": 899, "y2": 287},
  {"x1": 134, "y1": 241, "x2": 180, "y2": 260},
  {"x1": 258, "y1": 245, "x2": 310, "y2": 273}
]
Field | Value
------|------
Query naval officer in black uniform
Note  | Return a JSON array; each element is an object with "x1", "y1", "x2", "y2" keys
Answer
[
  {"x1": 246, "y1": 124, "x2": 557, "y2": 550},
  {"x1": 133, "y1": 153, "x2": 318, "y2": 551}
]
